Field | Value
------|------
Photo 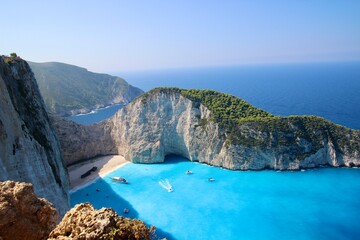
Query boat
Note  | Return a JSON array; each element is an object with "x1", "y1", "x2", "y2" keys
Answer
[
  {"x1": 80, "y1": 170, "x2": 91, "y2": 179},
  {"x1": 159, "y1": 179, "x2": 173, "y2": 192},
  {"x1": 112, "y1": 177, "x2": 128, "y2": 184},
  {"x1": 185, "y1": 170, "x2": 193, "y2": 175},
  {"x1": 208, "y1": 177, "x2": 215, "y2": 182}
]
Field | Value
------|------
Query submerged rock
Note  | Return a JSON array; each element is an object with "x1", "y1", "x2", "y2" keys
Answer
[
  {"x1": 0, "y1": 181, "x2": 58, "y2": 240},
  {"x1": 49, "y1": 203, "x2": 156, "y2": 240}
]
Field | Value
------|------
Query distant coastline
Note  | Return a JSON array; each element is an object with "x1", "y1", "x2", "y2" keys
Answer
[
  {"x1": 67, "y1": 103, "x2": 125, "y2": 125},
  {"x1": 71, "y1": 103, "x2": 124, "y2": 117}
]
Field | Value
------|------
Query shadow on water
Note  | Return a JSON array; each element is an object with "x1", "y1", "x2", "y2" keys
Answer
[{"x1": 71, "y1": 174, "x2": 175, "y2": 240}]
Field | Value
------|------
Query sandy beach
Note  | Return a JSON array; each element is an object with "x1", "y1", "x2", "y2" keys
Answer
[{"x1": 68, "y1": 155, "x2": 129, "y2": 191}]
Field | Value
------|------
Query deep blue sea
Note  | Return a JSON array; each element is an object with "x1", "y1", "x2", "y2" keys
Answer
[
  {"x1": 70, "y1": 62, "x2": 360, "y2": 239},
  {"x1": 120, "y1": 61, "x2": 360, "y2": 130},
  {"x1": 71, "y1": 157, "x2": 360, "y2": 240}
]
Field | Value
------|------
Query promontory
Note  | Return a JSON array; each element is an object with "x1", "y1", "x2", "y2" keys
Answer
[{"x1": 52, "y1": 88, "x2": 360, "y2": 170}]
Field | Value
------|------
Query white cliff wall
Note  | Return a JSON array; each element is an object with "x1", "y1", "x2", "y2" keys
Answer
[
  {"x1": 54, "y1": 89, "x2": 360, "y2": 170},
  {"x1": 106, "y1": 91, "x2": 225, "y2": 164}
]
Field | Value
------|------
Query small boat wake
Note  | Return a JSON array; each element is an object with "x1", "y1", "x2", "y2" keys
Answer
[{"x1": 159, "y1": 179, "x2": 173, "y2": 192}]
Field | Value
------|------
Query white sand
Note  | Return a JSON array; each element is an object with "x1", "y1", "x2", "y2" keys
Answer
[{"x1": 68, "y1": 155, "x2": 129, "y2": 191}]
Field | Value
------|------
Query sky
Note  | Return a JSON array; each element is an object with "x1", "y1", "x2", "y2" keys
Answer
[{"x1": 1, "y1": 0, "x2": 360, "y2": 72}]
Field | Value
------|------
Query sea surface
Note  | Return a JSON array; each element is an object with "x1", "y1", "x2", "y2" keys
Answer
[
  {"x1": 120, "y1": 61, "x2": 360, "y2": 130},
  {"x1": 70, "y1": 62, "x2": 360, "y2": 239},
  {"x1": 71, "y1": 156, "x2": 360, "y2": 240},
  {"x1": 68, "y1": 103, "x2": 124, "y2": 125}
]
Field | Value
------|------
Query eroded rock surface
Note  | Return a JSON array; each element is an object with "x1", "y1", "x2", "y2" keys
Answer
[
  {"x1": 49, "y1": 203, "x2": 155, "y2": 240},
  {"x1": 0, "y1": 181, "x2": 58, "y2": 240}
]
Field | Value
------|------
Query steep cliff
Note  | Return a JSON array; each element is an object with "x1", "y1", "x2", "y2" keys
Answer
[
  {"x1": 50, "y1": 115, "x2": 116, "y2": 165},
  {"x1": 29, "y1": 61, "x2": 143, "y2": 116},
  {"x1": 0, "y1": 56, "x2": 69, "y2": 216},
  {"x1": 54, "y1": 88, "x2": 360, "y2": 170}
]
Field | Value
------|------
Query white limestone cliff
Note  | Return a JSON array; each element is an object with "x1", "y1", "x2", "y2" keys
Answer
[{"x1": 53, "y1": 89, "x2": 360, "y2": 170}]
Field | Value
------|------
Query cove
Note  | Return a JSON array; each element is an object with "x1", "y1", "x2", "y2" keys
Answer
[
  {"x1": 70, "y1": 156, "x2": 360, "y2": 240},
  {"x1": 68, "y1": 103, "x2": 124, "y2": 125}
]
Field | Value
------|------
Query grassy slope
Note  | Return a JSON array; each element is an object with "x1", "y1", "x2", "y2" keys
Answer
[{"x1": 29, "y1": 62, "x2": 143, "y2": 115}]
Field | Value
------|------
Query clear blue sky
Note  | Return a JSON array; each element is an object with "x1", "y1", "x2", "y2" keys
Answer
[{"x1": 1, "y1": 0, "x2": 360, "y2": 72}]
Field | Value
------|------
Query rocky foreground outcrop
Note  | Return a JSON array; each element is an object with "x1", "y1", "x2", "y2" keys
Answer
[
  {"x1": 0, "y1": 181, "x2": 58, "y2": 240},
  {"x1": 49, "y1": 203, "x2": 156, "y2": 240},
  {"x1": 0, "y1": 181, "x2": 156, "y2": 240},
  {"x1": 0, "y1": 56, "x2": 69, "y2": 216},
  {"x1": 54, "y1": 88, "x2": 360, "y2": 170}
]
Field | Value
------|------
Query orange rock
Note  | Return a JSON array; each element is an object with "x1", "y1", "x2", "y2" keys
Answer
[{"x1": 0, "y1": 181, "x2": 58, "y2": 240}]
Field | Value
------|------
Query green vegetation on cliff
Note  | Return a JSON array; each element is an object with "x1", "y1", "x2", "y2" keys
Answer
[
  {"x1": 141, "y1": 88, "x2": 359, "y2": 159},
  {"x1": 233, "y1": 115, "x2": 359, "y2": 158},
  {"x1": 142, "y1": 87, "x2": 273, "y2": 129},
  {"x1": 28, "y1": 61, "x2": 143, "y2": 116}
]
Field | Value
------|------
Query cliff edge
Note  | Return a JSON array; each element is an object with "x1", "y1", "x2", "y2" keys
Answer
[
  {"x1": 0, "y1": 55, "x2": 69, "y2": 216},
  {"x1": 54, "y1": 88, "x2": 360, "y2": 170}
]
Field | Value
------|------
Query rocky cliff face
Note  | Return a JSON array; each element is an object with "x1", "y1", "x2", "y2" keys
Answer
[
  {"x1": 0, "y1": 181, "x2": 58, "y2": 240},
  {"x1": 54, "y1": 88, "x2": 360, "y2": 170},
  {"x1": 50, "y1": 115, "x2": 116, "y2": 165},
  {"x1": 107, "y1": 91, "x2": 226, "y2": 165},
  {"x1": 0, "y1": 56, "x2": 69, "y2": 216}
]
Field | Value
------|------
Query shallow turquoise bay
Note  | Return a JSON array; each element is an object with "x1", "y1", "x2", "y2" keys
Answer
[{"x1": 71, "y1": 156, "x2": 360, "y2": 240}]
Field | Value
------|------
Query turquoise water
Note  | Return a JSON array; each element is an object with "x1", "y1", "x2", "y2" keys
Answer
[
  {"x1": 70, "y1": 63, "x2": 360, "y2": 239},
  {"x1": 71, "y1": 156, "x2": 360, "y2": 240}
]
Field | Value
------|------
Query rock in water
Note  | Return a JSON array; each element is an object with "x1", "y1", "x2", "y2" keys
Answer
[
  {"x1": 0, "y1": 181, "x2": 58, "y2": 240},
  {"x1": 49, "y1": 203, "x2": 155, "y2": 240},
  {"x1": 0, "y1": 56, "x2": 69, "y2": 216}
]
